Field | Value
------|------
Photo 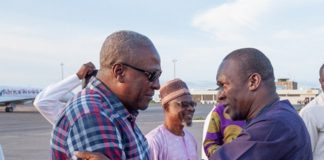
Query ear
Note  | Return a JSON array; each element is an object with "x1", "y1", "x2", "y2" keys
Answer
[
  {"x1": 248, "y1": 73, "x2": 261, "y2": 91},
  {"x1": 112, "y1": 64, "x2": 126, "y2": 83}
]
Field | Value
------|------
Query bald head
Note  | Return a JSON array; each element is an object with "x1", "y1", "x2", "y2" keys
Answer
[
  {"x1": 224, "y1": 48, "x2": 275, "y2": 90},
  {"x1": 100, "y1": 30, "x2": 157, "y2": 69}
]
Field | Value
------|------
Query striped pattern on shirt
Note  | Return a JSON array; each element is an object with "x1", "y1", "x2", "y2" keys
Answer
[{"x1": 50, "y1": 78, "x2": 149, "y2": 160}]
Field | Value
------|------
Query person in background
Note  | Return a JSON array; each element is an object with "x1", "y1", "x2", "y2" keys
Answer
[
  {"x1": 33, "y1": 62, "x2": 96, "y2": 125},
  {"x1": 210, "y1": 48, "x2": 312, "y2": 159},
  {"x1": 299, "y1": 63, "x2": 324, "y2": 160},
  {"x1": 201, "y1": 104, "x2": 216, "y2": 160},
  {"x1": 51, "y1": 30, "x2": 162, "y2": 159},
  {"x1": 203, "y1": 97, "x2": 245, "y2": 158},
  {"x1": 145, "y1": 78, "x2": 198, "y2": 160}
]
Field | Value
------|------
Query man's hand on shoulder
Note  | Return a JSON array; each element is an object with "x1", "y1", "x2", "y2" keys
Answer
[{"x1": 76, "y1": 62, "x2": 96, "y2": 80}]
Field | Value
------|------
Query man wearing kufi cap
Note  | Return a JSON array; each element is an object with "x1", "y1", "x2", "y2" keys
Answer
[{"x1": 145, "y1": 78, "x2": 199, "y2": 160}]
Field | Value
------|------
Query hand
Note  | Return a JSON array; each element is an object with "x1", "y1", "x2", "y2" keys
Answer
[
  {"x1": 76, "y1": 62, "x2": 96, "y2": 79},
  {"x1": 74, "y1": 151, "x2": 109, "y2": 160}
]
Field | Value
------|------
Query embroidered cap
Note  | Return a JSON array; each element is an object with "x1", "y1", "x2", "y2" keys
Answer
[{"x1": 159, "y1": 78, "x2": 191, "y2": 106}]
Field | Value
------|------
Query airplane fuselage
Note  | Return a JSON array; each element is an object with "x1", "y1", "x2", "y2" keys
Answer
[{"x1": 0, "y1": 86, "x2": 42, "y2": 112}]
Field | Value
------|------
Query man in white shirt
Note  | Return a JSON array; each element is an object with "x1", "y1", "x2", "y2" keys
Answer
[
  {"x1": 33, "y1": 62, "x2": 96, "y2": 125},
  {"x1": 299, "y1": 64, "x2": 324, "y2": 160}
]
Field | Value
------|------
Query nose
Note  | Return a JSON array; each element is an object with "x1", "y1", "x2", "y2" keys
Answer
[
  {"x1": 151, "y1": 78, "x2": 160, "y2": 90},
  {"x1": 217, "y1": 89, "x2": 226, "y2": 102},
  {"x1": 186, "y1": 104, "x2": 195, "y2": 113},
  {"x1": 189, "y1": 106, "x2": 195, "y2": 113}
]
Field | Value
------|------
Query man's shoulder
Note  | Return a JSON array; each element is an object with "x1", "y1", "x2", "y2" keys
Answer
[
  {"x1": 310, "y1": 92, "x2": 324, "y2": 105},
  {"x1": 145, "y1": 125, "x2": 165, "y2": 141},
  {"x1": 304, "y1": 93, "x2": 324, "y2": 109},
  {"x1": 251, "y1": 100, "x2": 309, "y2": 136},
  {"x1": 266, "y1": 100, "x2": 297, "y2": 117},
  {"x1": 300, "y1": 102, "x2": 323, "y2": 114},
  {"x1": 250, "y1": 101, "x2": 302, "y2": 129},
  {"x1": 57, "y1": 89, "x2": 115, "y2": 126},
  {"x1": 184, "y1": 128, "x2": 195, "y2": 136},
  {"x1": 183, "y1": 128, "x2": 197, "y2": 144},
  {"x1": 67, "y1": 90, "x2": 102, "y2": 111}
]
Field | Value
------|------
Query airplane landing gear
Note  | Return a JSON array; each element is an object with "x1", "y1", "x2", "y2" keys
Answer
[
  {"x1": 5, "y1": 104, "x2": 15, "y2": 112},
  {"x1": 5, "y1": 107, "x2": 13, "y2": 112}
]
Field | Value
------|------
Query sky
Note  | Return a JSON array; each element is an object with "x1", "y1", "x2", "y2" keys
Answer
[{"x1": 1, "y1": 0, "x2": 323, "y2": 90}]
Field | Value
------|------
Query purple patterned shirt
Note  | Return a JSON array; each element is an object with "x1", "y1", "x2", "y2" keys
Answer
[
  {"x1": 50, "y1": 78, "x2": 149, "y2": 160},
  {"x1": 203, "y1": 104, "x2": 245, "y2": 157}
]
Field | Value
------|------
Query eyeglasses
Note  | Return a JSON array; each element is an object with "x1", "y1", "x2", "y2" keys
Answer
[
  {"x1": 121, "y1": 63, "x2": 162, "y2": 82},
  {"x1": 174, "y1": 101, "x2": 197, "y2": 108}
]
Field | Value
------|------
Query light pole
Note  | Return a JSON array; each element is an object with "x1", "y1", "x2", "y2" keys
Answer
[
  {"x1": 172, "y1": 59, "x2": 177, "y2": 79},
  {"x1": 60, "y1": 62, "x2": 64, "y2": 80}
]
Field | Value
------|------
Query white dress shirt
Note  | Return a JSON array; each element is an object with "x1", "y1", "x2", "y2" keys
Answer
[
  {"x1": 33, "y1": 74, "x2": 81, "y2": 125},
  {"x1": 300, "y1": 92, "x2": 324, "y2": 160}
]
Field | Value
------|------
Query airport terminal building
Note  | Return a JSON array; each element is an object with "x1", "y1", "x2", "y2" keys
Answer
[
  {"x1": 190, "y1": 79, "x2": 320, "y2": 106},
  {"x1": 154, "y1": 79, "x2": 320, "y2": 108},
  {"x1": 190, "y1": 89, "x2": 319, "y2": 106}
]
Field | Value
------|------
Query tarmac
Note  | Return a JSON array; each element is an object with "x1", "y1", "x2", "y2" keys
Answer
[{"x1": 0, "y1": 103, "x2": 213, "y2": 160}]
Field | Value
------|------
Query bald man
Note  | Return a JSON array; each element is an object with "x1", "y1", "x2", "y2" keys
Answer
[{"x1": 210, "y1": 48, "x2": 312, "y2": 160}]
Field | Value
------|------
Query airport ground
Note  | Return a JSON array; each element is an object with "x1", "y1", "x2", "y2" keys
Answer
[{"x1": 0, "y1": 103, "x2": 213, "y2": 160}]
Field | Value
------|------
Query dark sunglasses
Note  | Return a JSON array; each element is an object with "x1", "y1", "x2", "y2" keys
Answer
[
  {"x1": 121, "y1": 63, "x2": 162, "y2": 82},
  {"x1": 174, "y1": 101, "x2": 197, "y2": 108}
]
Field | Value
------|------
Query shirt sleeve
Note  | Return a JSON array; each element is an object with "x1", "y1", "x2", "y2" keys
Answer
[
  {"x1": 210, "y1": 120, "x2": 296, "y2": 160},
  {"x1": 299, "y1": 106, "x2": 319, "y2": 152},
  {"x1": 34, "y1": 74, "x2": 81, "y2": 125},
  {"x1": 203, "y1": 111, "x2": 222, "y2": 157},
  {"x1": 66, "y1": 111, "x2": 124, "y2": 160}
]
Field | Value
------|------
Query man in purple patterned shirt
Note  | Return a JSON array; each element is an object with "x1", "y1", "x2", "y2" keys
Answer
[
  {"x1": 51, "y1": 30, "x2": 162, "y2": 160},
  {"x1": 203, "y1": 103, "x2": 245, "y2": 157}
]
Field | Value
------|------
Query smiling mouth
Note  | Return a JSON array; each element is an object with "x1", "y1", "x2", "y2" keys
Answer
[{"x1": 185, "y1": 113, "x2": 194, "y2": 119}]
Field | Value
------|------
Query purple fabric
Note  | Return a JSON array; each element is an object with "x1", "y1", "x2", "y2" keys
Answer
[
  {"x1": 214, "y1": 104, "x2": 245, "y2": 143},
  {"x1": 203, "y1": 104, "x2": 245, "y2": 156},
  {"x1": 210, "y1": 100, "x2": 313, "y2": 160}
]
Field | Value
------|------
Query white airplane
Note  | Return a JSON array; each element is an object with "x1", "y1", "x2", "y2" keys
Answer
[{"x1": 0, "y1": 86, "x2": 42, "y2": 112}]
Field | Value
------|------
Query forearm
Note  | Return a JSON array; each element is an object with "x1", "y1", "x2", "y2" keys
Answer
[{"x1": 34, "y1": 74, "x2": 81, "y2": 124}]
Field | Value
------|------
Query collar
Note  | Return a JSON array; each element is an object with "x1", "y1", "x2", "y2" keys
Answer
[
  {"x1": 247, "y1": 97, "x2": 280, "y2": 124},
  {"x1": 89, "y1": 77, "x2": 139, "y2": 122}
]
